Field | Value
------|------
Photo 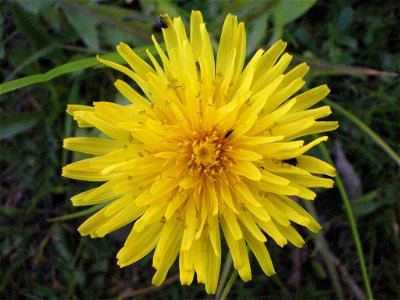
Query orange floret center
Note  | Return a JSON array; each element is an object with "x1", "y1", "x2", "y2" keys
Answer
[{"x1": 177, "y1": 129, "x2": 233, "y2": 176}]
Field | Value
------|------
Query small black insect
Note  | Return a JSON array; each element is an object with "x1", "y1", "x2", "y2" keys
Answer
[
  {"x1": 224, "y1": 129, "x2": 234, "y2": 138},
  {"x1": 196, "y1": 61, "x2": 201, "y2": 72},
  {"x1": 156, "y1": 15, "x2": 168, "y2": 29},
  {"x1": 281, "y1": 158, "x2": 298, "y2": 166}
]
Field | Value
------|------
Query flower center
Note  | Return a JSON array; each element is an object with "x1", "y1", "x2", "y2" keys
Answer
[{"x1": 180, "y1": 130, "x2": 232, "y2": 176}]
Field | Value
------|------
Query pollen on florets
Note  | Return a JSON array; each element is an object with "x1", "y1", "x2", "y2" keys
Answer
[{"x1": 176, "y1": 128, "x2": 233, "y2": 177}]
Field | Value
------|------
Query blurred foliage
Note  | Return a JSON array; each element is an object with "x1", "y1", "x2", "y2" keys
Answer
[{"x1": 1, "y1": 0, "x2": 399, "y2": 299}]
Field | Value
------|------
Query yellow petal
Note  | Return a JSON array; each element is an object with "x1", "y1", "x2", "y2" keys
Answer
[
  {"x1": 220, "y1": 219, "x2": 246, "y2": 269},
  {"x1": 263, "y1": 78, "x2": 305, "y2": 114},
  {"x1": 221, "y1": 206, "x2": 243, "y2": 240},
  {"x1": 297, "y1": 155, "x2": 336, "y2": 176},
  {"x1": 288, "y1": 182, "x2": 317, "y2": 200},
  {"x1": 259, "y1": 140, "x2": 304, "y2": 156},
  {"x1": 242, "y1": 226, "x2": 276, "y2": 276},
  {"x1": 152, "y1": 217, "x2": 183, "y2": 279},
  {"x1": 238, "y1": 256, "x2": 252, "y2": 282},
  {"x1": 117, "y1": 222, "x2": 162, "y2": 267},
  {"x1": 70, "y1": 188, "x2": 114, "y2": 207},
  {"x1": 165, "y1": 192, "x2": 188, "y2": 219},
  {"x1": 219, "y1": 180, "x2": 239, "y2": 214},
  {"x1": 270, "y1": 116, "x2": 315, "y2": 139},
  {"x1": 234, "y1": 181, "x2": 262, "y2": 207},
  {"x1": 273, "y1": 136, "x2": 329, "y2": 159},
  {"x1": 62, "y1": 163, "x2": 120, "y2": 182},
  {"x1": 73, "y1": 111, "x2": 129, "y2": 142},
  {"x1": 208, "y1": 214, "x2": 221, "y2": 257},
  {"x1": 97, "y1": 55, "x2": 137, "y2": 81},
  {"x1": 95, "y1": 196, "x2": 144, "y2": 238},
  {"x1": 278, "y1": 62, "x2": 309, "y2": 89},
  {"x1": 290, "y1": 121, "x2": 339, "y2": 140},
  {"x1": 204, "y1": 234, "x2": 221, "y2": 294},
  {"x1": 116, "y1": 42, "x2": 155, "y2": 78},
  {"x1": 277, "y1": 105, "x2": 332, "y2": 125},
  {"x1": 179, "y1": 249, "x2": 195, "y2": 285},
  {"x1": 114, "y1": 79, "x2": 153, "y2": 111},
  {"x1": 269, "y1": 194, "x2": 321, "y2": 232},
  {"x1": 181, "y1": 199, "x2": 197, "y2": 251},
  {"x1": 261, "y1": 181, "x2": 299, "y2": 196},
  {"x1": 190, "y1": 10, "x2": 203, "y2": 60},
  {"x1": 261, "y1": 169, "x2": 290, "y2": 185},
  {"x1": 133, "y1": 200, "x2": 168, "y2": 232},
  {"x1": 72, "y1": 176, "x2": 125, "y2": 206},
  {"x1": 63, "y1": 137, "x2": 124, "y2": 156},
  {"x1": 256, "y1": 218, "x2": 287, "y2": 247},
  {"x1": 253, "y1": 39, "x2": 287, "y2": 83},
  {"x1": 290, "y1": 84, "x2": 330, "y2": 112},
  {"x1": 257, "y1": 197, "x2": 290, "y2": 227},
  {"x1": 237, "y1": 211, "x2": 266, "y2": 242},
  {"x1": 284, "y1": 174, "x2": 335, "y2": 188},
  {"x1": 216, "y1": 14, "x2": 238, "y2": 82},
  {"x1": 66, "y1": 104, "x2": 94, "y2": 127},
  {"x1": 275, "y1": 223, "x2": 305, "y2": 248},
  {"x1": 252, "y1": 53, "x2": 292, "y2": 94},
  {"x1": 231, "y1": 160, "x2": 262, "y2": 181}
]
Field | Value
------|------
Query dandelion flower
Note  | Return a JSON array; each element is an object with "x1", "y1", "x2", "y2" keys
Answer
[{"x1": 62, "y1": 11, "x2": 338, "y2": 294}]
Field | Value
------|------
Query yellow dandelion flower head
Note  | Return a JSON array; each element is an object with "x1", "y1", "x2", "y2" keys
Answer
[{"x1": 63, "y1": 11, "x2": 338, "y2": 294}]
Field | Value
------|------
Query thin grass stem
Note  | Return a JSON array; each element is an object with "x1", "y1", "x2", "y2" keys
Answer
[
  {"x1": 47, "y1": 202, "x2": 109, "y2": 222},
  {"x1": 219, "y1": 269, "x2": 238, "y2": 300},
  {"x1": 324, "y1": 99, "x2": 400, "y2": 167},
  {"x1": 317, "y1": 140, "x2": 374, "y2": 300},
  {"x1": 215, "y1": 252, "x2": 233, "y2": 299},
  {"x1": 304, "y1": 201, "x2": 345, "y2": 300}
]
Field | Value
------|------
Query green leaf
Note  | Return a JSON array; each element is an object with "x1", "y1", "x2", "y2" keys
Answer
[
  {"x1": 0, "y1": 56, "x2": 101, "y2": 96},
  {"x1": 246, "y1": 13, "x2": 269, "y2": 56},
  {"x1": 5, "y1": 45, "x2": 58, "y2": 81},
  {"x1": 0, "y1": 14, "x2": 5, "y2": 60},
  {"x1": 350, "y1": 190, "x2": 386, "y2": 217},
  {"x1": 94, "y1": 3, "x2": 141, "y2": 20},
  {"x1": 41, "y1": 4, "x2": 63, "y2": 33},
  {"x1": 0, "y1": 113, "x2": 39, "y2": 140},
  {"x1": 270, "y1": 0, "x2": 316, "y2": 42},
  {"x1": 62, "y1": 5, "x2": 100, "y2": 51},
  {"x1": 272, "y1": 0, "x2": 316, "y2": 26},
  {"x1": 10, "y1": 3, "x2": 50, "y2": 48},
  {"x1": 157, "y1": 1, "x2": 188, "y2": 19},
  {"x1": 102, "y1": 26, "x2": 135, "y2": 48},
  {"x1": 14, "y1": 0, "x2": 49, "y2": 15},
  {"x1": 0, "y1": 45, "x2": 155, "y2": 96}
]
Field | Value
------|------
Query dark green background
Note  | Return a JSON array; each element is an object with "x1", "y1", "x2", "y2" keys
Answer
[{"x1": 1, "y1": 0, "x2": 399, "y2": 299}]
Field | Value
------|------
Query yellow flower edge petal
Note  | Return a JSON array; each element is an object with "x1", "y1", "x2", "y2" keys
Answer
[{"x1": 62, "y1": 10, "x2": 338, "y2": 294}]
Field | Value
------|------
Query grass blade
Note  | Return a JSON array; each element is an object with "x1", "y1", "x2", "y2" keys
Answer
[
  {"x1": 5, "y1": 45, "x2": 58, "y2": 81},
  {"x1": 317, "y1": 138, "x2": 374, "y2": 300},
  {"x1": 215, "y1": 252, "x2": 233, "y2": 299},
  {"x1": 47, "y1": 202, "x2": 108, "y2": 222},
  {"x1": 0, "y1": 113, "x2": 39, "y2": 140},
  {"x1": 300, "y1": 58, "x2": 398, "y2": 77},
  {"x1": 304, "y1": 201, "x2": 346, "y2": 300},
  {"x1": 324, "y1": 99, "x2": 400, "y2": 167},
  {"x1": 219, "y1": 269, "x2": 238, "y2": 300},
  {"x1": 1, "y1": 53, "x2": 115, "y2": 96},
  {"x1": 0, "y1": 45, "x2": 154, "y2": 96}
]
